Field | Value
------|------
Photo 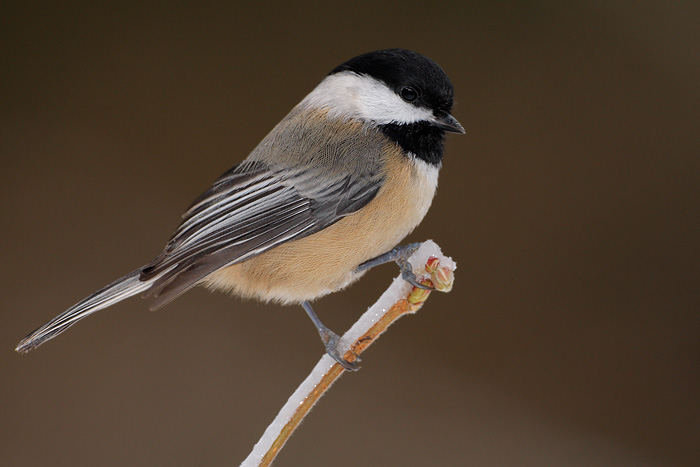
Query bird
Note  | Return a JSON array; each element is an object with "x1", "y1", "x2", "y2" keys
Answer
[{"x1": 15, "y1": 48, "x2": 464, "y2": 370}]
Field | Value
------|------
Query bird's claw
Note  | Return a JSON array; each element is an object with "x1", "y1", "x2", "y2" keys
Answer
[
  {"x1": 389, "y1": 243, "x2": 434, "y2": 290},
  {"x1": 321, "y1": 329, "x2": 361, "y2": 371},
  {"x1": 401, "y1": 267, "x2": 435, "y2": 290}
]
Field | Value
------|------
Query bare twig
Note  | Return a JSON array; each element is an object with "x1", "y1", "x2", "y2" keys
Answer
[{"x1": 239, "y1": 240, "x2": 455, "y2": 467}]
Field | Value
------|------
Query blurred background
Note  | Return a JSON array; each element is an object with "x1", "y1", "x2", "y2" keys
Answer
[{"x1": 2, "y1": 1, "x2": 698, "y2": 466}]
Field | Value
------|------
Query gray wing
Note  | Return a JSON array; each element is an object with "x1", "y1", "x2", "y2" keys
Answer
[{"x1": 140, "y1": 158, "x2": 382, "y2": 309}]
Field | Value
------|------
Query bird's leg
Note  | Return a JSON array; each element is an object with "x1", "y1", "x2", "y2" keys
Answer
[
  {"x1": 301, "y1": 301, "x2": 360, "y2": 371},
  {"x1": 356, "y1": 242, "x2": 435, "y2": 290}
]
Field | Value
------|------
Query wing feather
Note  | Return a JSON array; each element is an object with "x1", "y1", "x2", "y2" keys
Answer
[
  {"x1": 139, "y1": 111, "x2": 388, "y2": 308},
  {"x1": 140, "y1": 160, "x2": 381, "y2": 309}
]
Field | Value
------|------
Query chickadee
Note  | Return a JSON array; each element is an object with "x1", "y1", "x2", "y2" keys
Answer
[{"x1": 16, "y1": 49, "x2": 464, "y2": 370}]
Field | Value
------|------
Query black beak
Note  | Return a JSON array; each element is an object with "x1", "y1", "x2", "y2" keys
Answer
[{"x1": 433, "y1": 113, "x2": 465, "y2": 134}]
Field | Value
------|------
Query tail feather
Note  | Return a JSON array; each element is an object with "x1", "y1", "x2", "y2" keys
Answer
[{"x1": 15, "y1": 269, "x2": 151, "y2": 354}]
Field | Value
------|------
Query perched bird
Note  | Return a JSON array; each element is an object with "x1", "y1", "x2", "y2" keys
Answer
[{"x1": 16, "y1": 48, "x2": 464, "y2": 370}]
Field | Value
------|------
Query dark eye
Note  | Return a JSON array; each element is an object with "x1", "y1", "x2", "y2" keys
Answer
[{"x1": 400, "y1": 86, "x2": 418, "y2": 102}]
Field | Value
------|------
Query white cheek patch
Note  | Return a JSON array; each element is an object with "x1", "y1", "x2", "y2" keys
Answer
[{"x1": 300, "y1": 72, "x2": 435, "y2": 126}]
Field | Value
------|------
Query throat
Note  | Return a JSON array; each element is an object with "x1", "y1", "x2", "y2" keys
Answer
[{"x1": 378, "y1": 122, "x2": 445, "y2": 166}]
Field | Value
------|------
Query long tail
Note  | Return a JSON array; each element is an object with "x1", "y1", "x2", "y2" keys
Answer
[{"x1": 15, "y1": 269, "x2": 151, "y2": 354}]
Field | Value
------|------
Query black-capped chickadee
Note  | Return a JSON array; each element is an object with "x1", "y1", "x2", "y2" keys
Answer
[{"x1": 16, "y1": 49, "x2": 464, "y2": 370}]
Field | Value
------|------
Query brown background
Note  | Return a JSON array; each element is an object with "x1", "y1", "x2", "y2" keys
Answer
[{"x1": 2, "y1": 2, "x2": 698, "y2": 466}]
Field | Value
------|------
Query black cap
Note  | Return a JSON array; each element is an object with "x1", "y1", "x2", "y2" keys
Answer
[{"x1": 330, "y1": 49, "x2": 455, "y2": 114}]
